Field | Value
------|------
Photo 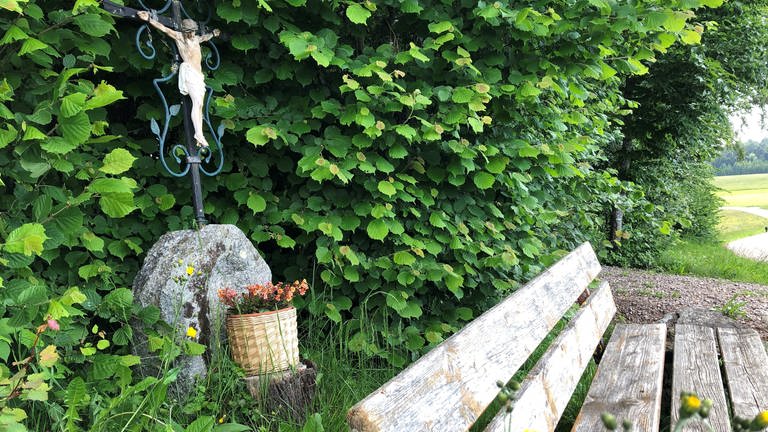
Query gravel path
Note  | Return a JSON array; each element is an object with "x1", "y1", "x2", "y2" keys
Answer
[
  {"x1": 728, "y1": 233, "x2": 768, "y2": 262},
  {"x1": 600, "y1": 267, "x2": 768, "y2": 340}
]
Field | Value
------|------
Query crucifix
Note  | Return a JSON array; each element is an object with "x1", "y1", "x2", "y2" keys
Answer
[{"x1": 103, "y1": 0, "x2": 226, "y2": 227}]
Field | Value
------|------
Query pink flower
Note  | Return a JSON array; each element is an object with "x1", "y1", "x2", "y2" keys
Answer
[{"x1": 47, "y1": 319, "x2": 60, "y2": 331}]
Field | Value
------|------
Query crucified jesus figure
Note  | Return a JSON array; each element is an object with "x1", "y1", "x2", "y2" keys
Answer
[{"x1": 137, "y1": 11, "x2": 219, "y2": 147}]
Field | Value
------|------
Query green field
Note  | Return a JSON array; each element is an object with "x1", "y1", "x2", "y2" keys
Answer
[
  {"x1": 718, "y1": 209, "x2": 768, "y2": 242},
  {"x1": 713, "y1": 173, "x2": 768, "y2": 208}
]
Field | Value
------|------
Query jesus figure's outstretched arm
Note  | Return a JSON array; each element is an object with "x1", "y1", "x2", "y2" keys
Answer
[
  {"x1": 137, "y1": 11, "x2": 182, "y2": 41},
  {"x1": 199, "y1": 29, "x2": 220, "y2": 43}
]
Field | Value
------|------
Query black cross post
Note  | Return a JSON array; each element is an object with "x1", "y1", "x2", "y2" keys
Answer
[{"x1": 103, "y1": 0, "x2": 222, "y2": 227}]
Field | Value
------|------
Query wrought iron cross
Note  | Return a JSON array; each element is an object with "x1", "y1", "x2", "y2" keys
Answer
[{"x1": 103, "y1": 0, "x2": 225, "y2": 227}]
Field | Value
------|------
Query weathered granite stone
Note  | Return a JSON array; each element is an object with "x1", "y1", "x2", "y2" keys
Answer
[{"x1": 132, "y1": 224, "x2": 271, "y2": 395}]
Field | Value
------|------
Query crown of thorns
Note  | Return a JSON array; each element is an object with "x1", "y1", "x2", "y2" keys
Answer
[{"x1": 181, "y1": 19, "x2": 198, "y2": 32}]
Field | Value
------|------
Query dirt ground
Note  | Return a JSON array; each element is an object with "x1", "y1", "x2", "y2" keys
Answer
[{"x1": 600, "y1": 266, "x2": 768, "y2": 340}]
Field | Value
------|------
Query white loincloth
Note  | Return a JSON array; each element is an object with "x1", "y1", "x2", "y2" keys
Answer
[
  {"x1": 178, "y1": 62, "x2": 205, "y2": 98},
  {"x1": 178, "y1": 62, "x2": 209, "y2": 146}
]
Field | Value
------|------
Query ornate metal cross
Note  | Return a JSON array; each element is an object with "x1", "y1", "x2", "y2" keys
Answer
[{"x1": 103, "y1": 0, "x2": 225, "y2": 227}]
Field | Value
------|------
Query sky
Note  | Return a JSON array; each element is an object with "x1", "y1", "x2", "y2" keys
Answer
[{"x1": 731, "y1": 107, "x2": 768, "y2": 143}]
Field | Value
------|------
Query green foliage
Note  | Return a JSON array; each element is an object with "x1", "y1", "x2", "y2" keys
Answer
[
  {"x1": 713, "y1": 295, "x2": 747, "y2": 319},
  {"x1": 0, "y1": 3, "x2": 242, "y2": 429},
  {"x1": 0, "y1": 0, "x2": 727, "y2": 428},
  {"x1": 613, "y1": 161, "x2": 723, "y2": 266},
  {"x1": 603, "y1": 0, "x2": 768, "y2": 265},
  {"x1": 206, "y1": 0, "x2": 719, "y2": 366}
]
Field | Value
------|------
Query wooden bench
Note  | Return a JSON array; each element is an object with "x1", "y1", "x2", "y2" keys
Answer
[{"x1": 347, "y1": 242, "x2": 768, "y2": 431}]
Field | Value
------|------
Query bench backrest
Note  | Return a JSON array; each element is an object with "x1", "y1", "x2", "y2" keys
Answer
[{"x1": 347, "y1": 242, "x2": 616, "y2": 431}]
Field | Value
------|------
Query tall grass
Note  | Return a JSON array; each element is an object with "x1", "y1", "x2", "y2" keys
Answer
[
  {"x1": 298, "y1": 316, "x2": 400, "y2": 431},
  {"x1": 657, "y1": 239, "x2": 768, "y2": 286},
  {"x1": 657, "y1": 197, "x2": 768, "y2": 285}
]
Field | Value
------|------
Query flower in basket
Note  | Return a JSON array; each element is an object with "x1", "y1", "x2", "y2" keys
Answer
[
  {"x1": 218, "y1": 280, "x2": 309, "y2": 375},
  {"x1": 217, "y1": 279, "x2": 309, "y2": 314}
]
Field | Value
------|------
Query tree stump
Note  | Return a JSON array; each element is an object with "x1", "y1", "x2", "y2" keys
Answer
[{"x1": 244, "y1": 360, "x2": 317, "y2": 422}]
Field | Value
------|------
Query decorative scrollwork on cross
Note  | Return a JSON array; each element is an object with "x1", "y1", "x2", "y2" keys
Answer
[{"x1": 103, "y1": 0, "x2": 225, "y2": 226}]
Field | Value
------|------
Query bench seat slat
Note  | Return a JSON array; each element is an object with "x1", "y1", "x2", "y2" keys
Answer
[
  {"x1": 717, "y1": 327, "x2": 768, "y2": 418},
  {"x1": 347, "y1": 243, "x2": 601, "y2": 432},
  {"x1": 672, "y1": 324, "x2": 730, "y2": 432},
  {"x1": 572, "y1": 323, "x2": 666, "y2": 432},
  {"x1": 485, "y1": 281, "x2": 616, "y2": 432}
]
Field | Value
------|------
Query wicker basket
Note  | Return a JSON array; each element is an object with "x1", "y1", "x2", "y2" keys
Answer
[{"x1": 226, "y1": 307, "x2": 299, "y2": 375}]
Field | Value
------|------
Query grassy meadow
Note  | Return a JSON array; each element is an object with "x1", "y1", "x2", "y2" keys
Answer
[
  {"x1": 717, "y1": 209, "x2": 767, "y2": 242},
  {"x1": 658, "y1": 240, "x2": 768, "y2": 286},
  {"x1": 714, "y1": 174, "x2": 768, "y2": 242},
  {"x1": 713, "y1": 173, "x2": 768, "y2": 208},
  {"x1": 658, "y1": 173, "x2": 768, "y2": 286},
  {"x1": 713, "y1": 173, "x2": 768, "y2": 241}
]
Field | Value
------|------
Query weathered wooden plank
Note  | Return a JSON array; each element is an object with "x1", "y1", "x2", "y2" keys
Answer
[
  {"x1": 717, "y1": 327, "x2": 768, "y2": 418},
  {"x1": 672, "y1": 324, "x2": 731, "y2": 432},
  {"x1": 347, "y1": 243, "x2": 602, "y2": 432},
  {"x1": 484, "y1": 281, "x2": 616, "y2": 432},
  {"x1": 571, "y1": 324, "x2": 666, "y2": 432}
]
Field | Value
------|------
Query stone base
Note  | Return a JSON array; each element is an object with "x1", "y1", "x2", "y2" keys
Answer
[
  {"x1": 245, "y1": 360, "x2": 317, "y2": 422},
  {"x1": 132, "y1": 224, "x2": 271, "y2": 395}
]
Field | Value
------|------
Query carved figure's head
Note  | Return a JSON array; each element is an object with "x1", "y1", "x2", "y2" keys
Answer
[{"x1": 181, "y1": 19, "x2": 198, "y2": 35}]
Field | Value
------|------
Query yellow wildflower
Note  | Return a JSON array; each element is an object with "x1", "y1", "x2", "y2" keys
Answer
[
  {"x1": 755, "y1": 411, "x2": 768, "y2": 428},
  {"x1": 682, "y1": 395, "x2": 701, "y2": 411},
  {"x1": 186, "y1": 326, "x2": 197, "y2": 338},
  {"x1": 186, "y1": 266, "x2": 194, "y2": 276},
  {"x1": 680, "y1": 394, "x2": 701, "y2": 418}
]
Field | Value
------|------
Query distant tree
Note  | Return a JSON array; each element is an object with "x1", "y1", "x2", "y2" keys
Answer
[{"x1": 713, "y1": 138, "x2": 768, "y2": 175}]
